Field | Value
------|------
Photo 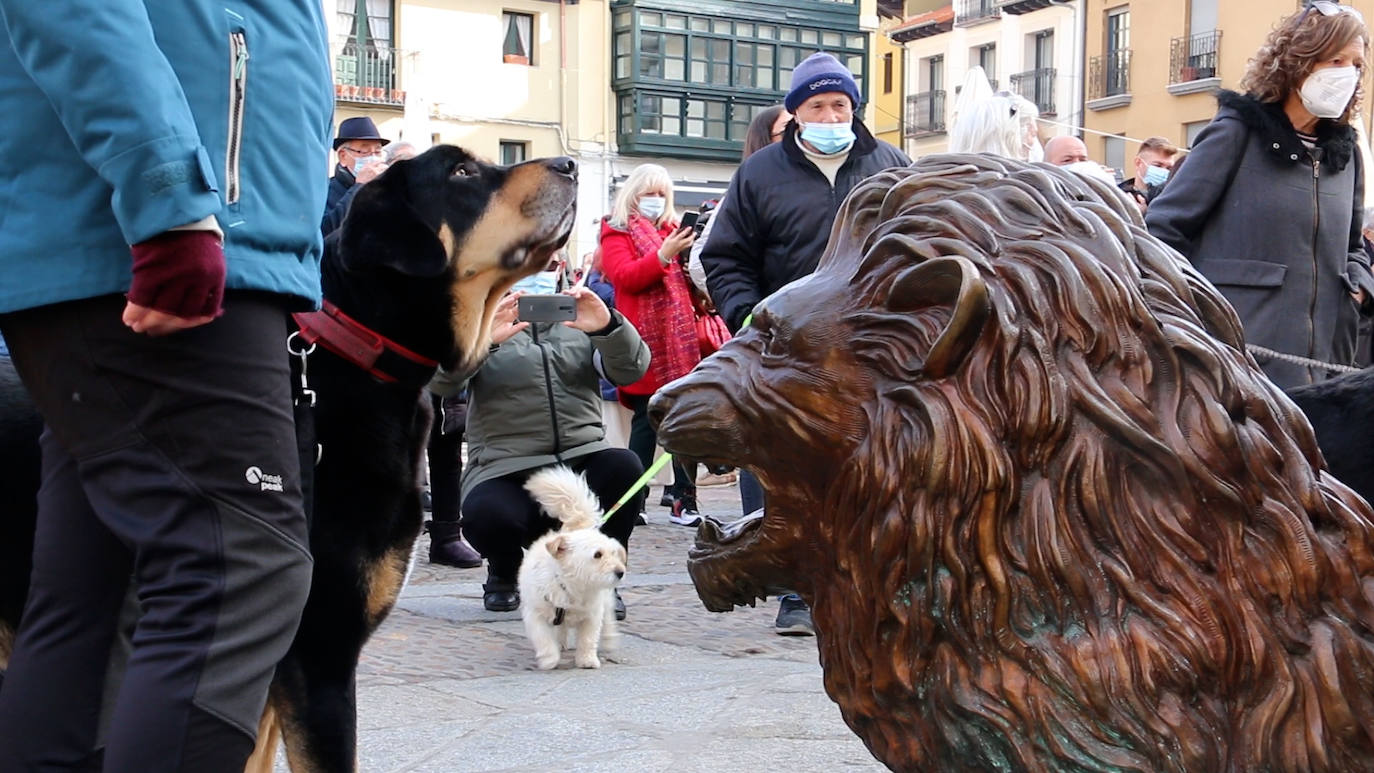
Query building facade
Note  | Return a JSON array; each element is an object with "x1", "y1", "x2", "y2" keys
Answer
[
  {"x1": 1082, "y1": 0, "x2": 1374, "y2": 175},
  {"x1": 891, "y1": 0, "x2": 1084, "y2": 159}
]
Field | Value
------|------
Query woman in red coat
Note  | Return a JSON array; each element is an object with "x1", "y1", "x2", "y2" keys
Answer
[{"x1": 600, "y1": 163, "x2": 702, "y2": 525}]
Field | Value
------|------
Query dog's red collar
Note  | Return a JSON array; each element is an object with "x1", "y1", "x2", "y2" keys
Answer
[{"x1": 292, "y1": 300, "x2": 439, "y2": 385}]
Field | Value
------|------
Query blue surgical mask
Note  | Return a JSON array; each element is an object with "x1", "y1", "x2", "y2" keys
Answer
[
  {"x1": 638, "y1": 195, "x2": 666, "y2": 220},
  {"x1": 1142, "y1": 164, "x2": 1170, "y2": 187},
  {"x1": 512, "y1": 270, "x2": 559, "y2": 295},
  {"x1": 353, "y1": 154, "x2": 384, "y2": 175},
  {"x1": 799, "y1": 122, "x2": 856, "y2": 155}
]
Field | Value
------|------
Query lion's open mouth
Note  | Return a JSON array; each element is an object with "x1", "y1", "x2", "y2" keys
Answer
[{"x1": 690, "y1": 511, "x2": 764, "y2": 558}]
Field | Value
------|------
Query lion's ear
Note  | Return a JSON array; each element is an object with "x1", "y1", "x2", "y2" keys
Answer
[
  {"x1": 886, "y1": 256, "x2": 990, "y2": 378},
  {"x1": 336, "y1": 163, "x2": 451, "y2": 278}
]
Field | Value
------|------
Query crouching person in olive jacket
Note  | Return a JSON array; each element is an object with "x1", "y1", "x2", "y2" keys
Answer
[{"x1": 436, "y1": 283, "x2": 650, "y2": 615}]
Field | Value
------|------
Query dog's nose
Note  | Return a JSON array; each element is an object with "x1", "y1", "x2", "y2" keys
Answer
[
  {"x1": 546, "y1": 156, "x2": 577, "y2": 178},
  {"x1": 614, "y1": 570, "x2": 625, "y2": 580}
]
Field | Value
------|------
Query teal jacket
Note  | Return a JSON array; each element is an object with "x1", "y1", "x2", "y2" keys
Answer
[
  {"x1": 0, "y1": 1, "x2": 333, "y2": 313},
  {"x1": 457, "y1": 313, "x2": 651, "y2": 501}
]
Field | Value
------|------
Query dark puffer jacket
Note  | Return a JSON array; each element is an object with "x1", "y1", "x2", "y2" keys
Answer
[
  {"x1": 700, "y1": 120, "x2": 910, "y2": 332},
  {"x1": 1146, "y1": 90, "x2": 1373, "y2": 389}
]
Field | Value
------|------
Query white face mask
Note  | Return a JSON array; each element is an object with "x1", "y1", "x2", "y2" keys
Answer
[
  {"x1": 1063, "y1": 160, "x2": 1117, "y2": 184},
  {"x1": 638, "y1": 195, "x2": 666, "y2": 220},
  {"x1": 1300, "y1": 65, "x2": 1360, "y2": 119}
]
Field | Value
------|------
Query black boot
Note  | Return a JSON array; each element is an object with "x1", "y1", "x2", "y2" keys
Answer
[
  {"x1": 483, "y1": 572, "x2": 519, "y2": 612},
  {"x1": 429, "y1": 520, "x2": 483, "y2": 568}
]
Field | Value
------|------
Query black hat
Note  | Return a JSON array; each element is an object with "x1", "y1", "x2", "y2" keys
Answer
[{"x1": 333, "y1": 116, "x2": 390, "y2": 150}]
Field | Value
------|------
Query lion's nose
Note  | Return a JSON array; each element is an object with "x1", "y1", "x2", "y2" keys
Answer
[
  {"x1": 647, "y1": 391, "x2": 674, "y2": 430},
  {"x1": 545, "y1": 156, "x2": 577, "y2": 178}
]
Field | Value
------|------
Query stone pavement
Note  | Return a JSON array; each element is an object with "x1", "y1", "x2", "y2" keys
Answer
[{"x1": 275, "y1": 477, "x2": 887, "y2": 772}]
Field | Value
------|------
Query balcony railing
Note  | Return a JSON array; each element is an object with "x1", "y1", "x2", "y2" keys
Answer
[
  {"x1": 905, "y1": 90, "x2": 947, "y2": 138},
  {"x1": 1009, "y1": 67, "x2": 1056, "y2": 115},
  {"x1": 1170, "y1": 30, "x2": 1222, "y2": 84},
  {"x1": 1088, "y1": 50, "x2": 1131, "y2": 100},
  {"x1": 334, "y1": 38, "x2": 405, "y2": 106},
  {"x1": 955, "y1": 0, "x2": 1000, "y2": 26}
]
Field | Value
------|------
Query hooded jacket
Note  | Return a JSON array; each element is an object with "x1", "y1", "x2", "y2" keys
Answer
[
  {"x1": 700, "y1": 119, "x2": 910, "y2": 332},
  {"x1": 458, "y1": 312, "x2": 650, "y2": 501},
  {"x1": 1146, "y1": 90, "x2": 1372, "y2": 388},
  {"x1": 0, "y1": 1, "x2": 333, "y2": 314}
]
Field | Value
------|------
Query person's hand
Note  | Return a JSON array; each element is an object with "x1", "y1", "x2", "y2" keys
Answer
[
  {"x1": 489, "y1": 292, "x2": 529, "y2": 345},
  {"x1": 124, "y1": 229, "x2": 226, "y2": 336},
  {"x1": 563, "y1": 286, "x2": 611, "y2": 333},
  {"x1": 355, "y1": 158, "x2": 389, "y2": 184},
  {"x1": 658, "y1": 227, "x2": 696, "y2": 264}
]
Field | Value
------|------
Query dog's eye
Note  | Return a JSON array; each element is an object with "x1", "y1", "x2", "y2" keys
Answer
[
  {"x1": 452, "y1": 166, "x2": 470, "y2": 178},
  {"x1": 594, "y1": 550, "x2": 603, "y2": 559}
]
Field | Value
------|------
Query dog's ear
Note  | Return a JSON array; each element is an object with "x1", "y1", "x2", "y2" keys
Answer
[
  {"x1": 545, "y1": 536, "x2": 566, "y2": 557},
  {"x1": 336, "y1": 161, "x2": 451, "y2": 278}
]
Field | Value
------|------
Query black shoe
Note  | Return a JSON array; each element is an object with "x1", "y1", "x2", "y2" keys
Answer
[
  {"x1": 774, "y1": 594, "x2": 814, "y2": 636},
  {"x1": 658, "y1": 488, "x2": 674, "y2": 508},
  {"x1": 614, "y1": 590, "x2": 626, "y2": 621},
  {"x1": 429, "y1": 521, "x2": 483, "y2": 568},
  {"x1": 668, "y1": 491, "x2": 701, "y2": 527},
  {"x1": 483, "y1": 575, "x2": 519, "y2": 612},
  {"x1": 634, "y1": 511, "x2": 647, "y2": 526}
]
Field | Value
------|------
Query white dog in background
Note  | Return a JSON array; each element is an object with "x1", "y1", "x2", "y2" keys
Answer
[{"x1": 519, "y1": 466, "x2": 627, "y2": 670}]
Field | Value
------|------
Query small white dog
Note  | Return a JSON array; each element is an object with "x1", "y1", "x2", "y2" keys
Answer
[{"x1": 519, "y1": 466, "x2": 627, "y2": 670}]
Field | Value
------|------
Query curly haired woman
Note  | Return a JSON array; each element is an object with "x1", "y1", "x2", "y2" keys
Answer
[
  {"x1": 1147, "y1": 1, "x2": 1374, "y2": 389},
  {"x1": 599, "y1": 164, "x2": 704, "y2": 526}
]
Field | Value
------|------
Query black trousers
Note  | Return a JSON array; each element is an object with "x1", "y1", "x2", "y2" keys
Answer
[
  {"x1": 427, "y1": 394, "x2": 464, "y2": 524},
  {"x1": 621, "y1": 392, "x2": 696, "y2": 497},
  {"x1": 0, "y1": 293, "x2": 312, "y2": 772},
  {"x1": 461, "y1": 448, "x2": 643, "y2": 582}
]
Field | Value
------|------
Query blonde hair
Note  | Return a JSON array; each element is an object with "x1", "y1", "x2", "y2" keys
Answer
[
  {"x1": 1241, "y1": 6, "x2": 1369, "y2": 123},
  {"x1": 610, "y1": 163, "x2": 676, "y2": 228},
  {"x1": 949, "y1": 93, "x2": 1039, "y2": 161}
]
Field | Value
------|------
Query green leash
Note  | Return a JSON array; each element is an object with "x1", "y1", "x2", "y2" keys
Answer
[
  {"x1": 600, "y1": 452, "x2": 673, "y2": 524},
  {"x1": 597, "y1": 313, "x2": 752, "y2": 525}
]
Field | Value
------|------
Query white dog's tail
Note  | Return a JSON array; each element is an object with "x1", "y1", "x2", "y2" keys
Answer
[{"x1": 524, "y1": 466, "x2": 603, "y2": 531}]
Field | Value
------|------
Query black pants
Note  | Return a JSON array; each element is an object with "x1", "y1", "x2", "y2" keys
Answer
[
  {"x1": 0, "y1": 293, "x2": 312, "y2": 773},
  {"x1": 461, "y1": 448, "x2": 643, "y2": 582},
  {"x1": 427, "y1": 394, "x2": 465, "y2": 524},
  {"x1": 622, "y1": 392, "x2": 695, "y2": 497}
]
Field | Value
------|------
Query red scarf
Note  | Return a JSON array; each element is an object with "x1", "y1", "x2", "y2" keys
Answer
[{"x1": 627, "y1": 214, "x2": 700, "y2": 389}]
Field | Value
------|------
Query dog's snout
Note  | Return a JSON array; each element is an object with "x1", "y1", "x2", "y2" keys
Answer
[
  {"x1": 546, "y1": 156, "x2": 577, "y2": 178},
  {"x1": 614, "y1": 570, "x2": 625, "y2": 580}
]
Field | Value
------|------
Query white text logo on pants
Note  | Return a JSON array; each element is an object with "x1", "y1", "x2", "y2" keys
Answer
[{"x1": 245, "y1": 466, "x2": 284, "y2": 492}]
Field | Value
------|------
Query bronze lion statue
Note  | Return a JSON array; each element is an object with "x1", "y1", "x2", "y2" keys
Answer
[{"x1": 649, "y1": 154, "x2": 1374, "y2": 772}]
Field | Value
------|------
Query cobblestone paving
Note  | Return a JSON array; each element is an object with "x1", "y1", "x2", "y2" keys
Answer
[{"x1": 360, "y1": 479, "x2": 819, "y2": 684}]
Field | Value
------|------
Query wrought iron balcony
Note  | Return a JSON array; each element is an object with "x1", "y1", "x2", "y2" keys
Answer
[
  {"x1": 1170, "y1": 30, "x2": 1222, "y2": 84},
  {"x1": 1088, "y1": 50, "x2": 1131, "y2": 100},
  {"x1": 334, "y1": 38, "x2": 405, "y2": 106},
  {"x1": 1009, "y1": 67, "x2": 1056, "y2": 115},
  {"x1": 905, "y1": 90, "x2": 947, "y2": 138},
  {"x1": 955, "y1": 0, "x2": 1001, "y2": 26}
]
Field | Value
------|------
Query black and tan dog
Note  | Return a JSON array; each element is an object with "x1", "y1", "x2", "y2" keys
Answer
[{"x1": 0, "y1": 144, "x2": 577, "y2": 773}]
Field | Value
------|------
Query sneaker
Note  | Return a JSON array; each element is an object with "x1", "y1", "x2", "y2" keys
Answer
[
  {"x1": 658, "y1": 488, "x2": 675, "y2": 508},
  {"x1": 613, "y1": 589, "x2": 627, "y2": 621},
  {"x1": 634, "y1": 511, "x2": 647, "y2": 526},
  {"x1": 774, "y1": 594, "x2": 815, "y2": 636},
  {"x1": 668, "y1": 494, "x2": 702, "y2": 527}
]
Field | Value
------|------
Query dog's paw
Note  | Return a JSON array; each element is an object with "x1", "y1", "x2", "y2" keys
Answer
[
  {"x1": 535, "y1": 652, "x2": 560, "y2": 670},
  {"x1": 575, "y1": 652, "x2": 601, "y2": 669}
]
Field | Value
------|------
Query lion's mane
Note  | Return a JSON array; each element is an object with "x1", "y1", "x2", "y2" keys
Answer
[{"x1": 814, "y1": 155, "x2": 1374, "y2": 772}]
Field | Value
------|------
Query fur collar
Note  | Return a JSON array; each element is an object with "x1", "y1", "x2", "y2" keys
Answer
[{"x1": 1216, "y1": 89, "x2": 1357, "y2": 171}]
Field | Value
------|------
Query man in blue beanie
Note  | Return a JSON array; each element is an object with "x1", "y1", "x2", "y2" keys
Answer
[{"x1": 699, "y1": 52, "x2": 909, "y2": 635}]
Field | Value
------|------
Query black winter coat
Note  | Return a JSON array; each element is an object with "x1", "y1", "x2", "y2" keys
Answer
[
  {"x1": 700, "y1": 120, "x2": 910, "y2": 332},
  {"x1": 322, "y1": 166, "x2": 357, "y2": 238},
  {"x1": 1146, "y1": 90, "x2": 1373, "y2": 389}
]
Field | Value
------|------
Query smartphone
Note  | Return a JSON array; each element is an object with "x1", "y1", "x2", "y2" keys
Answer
[
  {"x1": 678, "y1": 211, "x2": 699, "y2": 233},
  {"x1": 517, "y1": 294, "x2": 576, "y2": 323}
]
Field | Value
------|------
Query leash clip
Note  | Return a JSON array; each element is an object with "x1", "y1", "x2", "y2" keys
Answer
[{"x1": 286, "y1": 331, "x2": 318, "y2": 407}]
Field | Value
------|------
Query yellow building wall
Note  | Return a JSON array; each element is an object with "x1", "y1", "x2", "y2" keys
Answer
[
  {"x1": 1083, "y1": 0, "x2": 1374, "y2": 169},
  {"x1": 874, "y1": 20, "x2": 907, "y2": 146}
]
